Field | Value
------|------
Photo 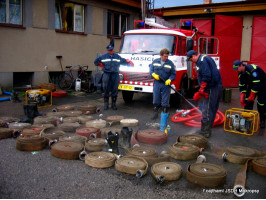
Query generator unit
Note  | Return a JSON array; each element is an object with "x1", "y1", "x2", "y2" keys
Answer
[
  {"x1": 25, "y1": 89, "x2": 52, "y2": 108},
  {"x1": 224, "y1": 108, "x2": 259, "y2": 136}
]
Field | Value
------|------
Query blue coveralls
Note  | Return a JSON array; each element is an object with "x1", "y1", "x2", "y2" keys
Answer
[
  {"x1": 238, "y1": 64, "x2": 266, "y2": 122},
  {"x1": 149, "y1": 58, "x2": 176, "y2": 108},
  {"x1": 196, "y1": 55, "x2": 222, "y2": 124},
  {"x1": 94, "y1": 53, "x2": 127, "y2": 98}
]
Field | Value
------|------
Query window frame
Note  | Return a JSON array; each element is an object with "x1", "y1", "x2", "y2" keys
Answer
[
  {"x1": 198, "y1": 37, "x2": 219, "y2": 55},
  {"x1": 107, "y1": 10, "x2": 128, "y2": 38},
  {"x1": 0, "y1": 0, "x2": 23, "y2": 27},
  {"x1": 55, "y1": 1, "x2": 85, "y2": 34}
]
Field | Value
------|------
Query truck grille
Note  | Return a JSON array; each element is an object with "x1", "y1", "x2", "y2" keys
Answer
[{"x1": 121, "y1": 72, "x2": 154, "y2": 83}]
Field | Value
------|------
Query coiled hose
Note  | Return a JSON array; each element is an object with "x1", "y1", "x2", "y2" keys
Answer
[{"x1": 171, "y1": 107, "x2": 224, "y2": 127}]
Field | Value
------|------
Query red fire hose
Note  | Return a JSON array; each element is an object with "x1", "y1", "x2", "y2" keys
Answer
[{"x1": 171, "y1": 107, "x2": 224, "y2": 128}]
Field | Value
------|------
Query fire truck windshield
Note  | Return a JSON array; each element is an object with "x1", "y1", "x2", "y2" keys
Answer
[{"x1": 120, "y1": 34, "x2": 176, "y2": 55}]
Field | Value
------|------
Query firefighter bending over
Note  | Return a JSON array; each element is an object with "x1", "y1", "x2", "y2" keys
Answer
[
  {"x1": 150, "y1": 48, "x2": 176, "y2": 132},
  {"x1": 187, "y1": 50, "x2": 222, "y2": 138},
  {"x1": 233, "y1": 60, "x2": 266, "y2": 128}
]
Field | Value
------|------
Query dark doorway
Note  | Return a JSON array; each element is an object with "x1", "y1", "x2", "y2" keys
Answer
[{"x1": 13, "y1": 72, "x2": 33, "y2": 87}]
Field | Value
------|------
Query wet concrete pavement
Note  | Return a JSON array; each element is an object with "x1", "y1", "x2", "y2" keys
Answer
[{"x1": 0, "y1": 88, "x2": 265, "y2": 199}]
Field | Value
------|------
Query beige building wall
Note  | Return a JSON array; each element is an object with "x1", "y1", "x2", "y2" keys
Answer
[
  {"x1": 33, "y1": 0, "x2": 49, "y2": 29},
  {"x1": 0, "y1": 0, "x2": 139, "y2": 88}
]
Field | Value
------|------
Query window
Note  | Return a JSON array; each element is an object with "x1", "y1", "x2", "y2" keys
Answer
[
  {"x1": 0, "y1": 0, "x2": 22, "y2": 25},
  {"x1": 177, "y1": 36, "x2": 186, "y2": 55},
  {"x1": 120, "y1": 34, "x2": 176, "y2": 55},
  {"x1": 55, "y1": 1, "x2": 84, "y2": 32},
  {"x1": 198, "y1": 37, "x2": 219, "y2": 55},
  {"x1": 107, "y1": 10, "x2": 128, "y2": 37}
]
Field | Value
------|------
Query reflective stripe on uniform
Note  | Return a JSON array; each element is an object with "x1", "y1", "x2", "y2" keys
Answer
[
  {"x1": 153, "y1": 63, "x2": 161, "y2": 67},
  {"x1": 101, "y1": 59, "x2": 111, "y2": 62},
  {"x1": 112, "y1": 59, "x2": 121, "y2": 62},
  {"x1": 253, "y1": 80, "x2": 260, "y2": 83},
  {"x1": 164, "y1": 64, "x2": 171, "y2": 69},
  {"x1": 257, "y1": 101, "x2": 264, "y2": 106},
  {"x1": 251, "y1": 64, "x2": 257, "y2": 69},
  {"x1": 251, "y1": 89, "x2": 258, "y2": 93},
  {"x1": 201, "y1": 55, "x2": 207, "y2": 61}
]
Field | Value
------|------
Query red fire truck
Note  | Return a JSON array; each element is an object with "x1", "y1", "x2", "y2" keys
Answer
[{"x1": 118, "y1": 19, "x2": 220, "y2": 106}]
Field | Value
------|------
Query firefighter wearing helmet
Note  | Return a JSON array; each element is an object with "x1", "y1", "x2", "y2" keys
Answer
[{"x1": 233, "y1": 60, "x2": 266, "y2": 128}]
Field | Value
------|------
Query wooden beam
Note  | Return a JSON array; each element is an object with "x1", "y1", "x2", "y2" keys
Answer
[
  {"x1": 111, "y1": 0, "x2": 141, "y2": 8},
  {"x1": 162, "y1": 3, "x2": 266, "y2": 16}
]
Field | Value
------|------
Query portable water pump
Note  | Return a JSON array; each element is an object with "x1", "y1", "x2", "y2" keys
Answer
[
  {"x1": 224, "y1": 108, "x2": 259, "y2": 135},
  {"x1": 25, "y1": 89, "x2": 52, "y2": 108}
]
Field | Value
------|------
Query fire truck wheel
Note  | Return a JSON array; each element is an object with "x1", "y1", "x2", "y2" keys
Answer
[{"x1": 122, "y1": 91, "x2": 134, "y2": 103}]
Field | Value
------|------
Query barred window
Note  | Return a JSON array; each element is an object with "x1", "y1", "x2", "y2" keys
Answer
[{"x1": 0, "y1": 0, "x2": 22, "y2": 25}]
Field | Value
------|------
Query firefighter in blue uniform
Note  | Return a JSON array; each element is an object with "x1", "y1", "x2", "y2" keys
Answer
[
  {"x1": 187, "y1": 50, "x2": 222, "y2": 138},
  {"x1": 233, "y1": 60, "x2": 266, "y2": 128},
  {"x1": 94, "y1": 44, "x2": 133, "y2": 110},
  {"x1": 150, "y1": 48, "x2": 176, "y2": 132}
]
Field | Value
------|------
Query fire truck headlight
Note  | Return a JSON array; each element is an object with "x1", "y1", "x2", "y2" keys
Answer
[{"x1": 119, "y1": 74, "x2": 124, "y2": 81}]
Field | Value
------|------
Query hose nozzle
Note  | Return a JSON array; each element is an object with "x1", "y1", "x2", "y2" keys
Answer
[
  {"x1": 79, "y1": 150, "x2": 87, "y2": 161},
  {"x1": 136, "y1": 170, "x2": 144, "y2": 178}
]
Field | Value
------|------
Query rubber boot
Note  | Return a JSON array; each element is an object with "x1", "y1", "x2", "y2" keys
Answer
[
  {"x1": 159, "y1": 108, "x2": 169, "y2": 132},
  {"x1": 31, "y1": 102, "x2": 42, "y2": 117},
  {"x1": 106, "y1": 131, "x2": 119, "y2": 154},
  {"x1": 151, "y1": 105, "x2": 161, "y2": 120},
  {"x1": 20, "y1": 104, "x2": 35, "y2": 124},
  {"x1": 12, "y1": 90, "x2": 22, "y2": 103},
  {"x1": 260, "y1": 119, "x2": 265, "y2": 129},
  {"x1": 104, "y1": 97, "x2": 109, "y2": 110},
  {"x1": 20, "y1": 105, "x2": 29, "y2": 123},
  {"x1": 199, "y1": 121, "x2": 212, "y2": 138},
  {"x1": 121, "y1": 127, "x2": 133, "y2": 149},
  {"x1": 111, "y1": 96, "x2": 117, "y2": 110}
]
